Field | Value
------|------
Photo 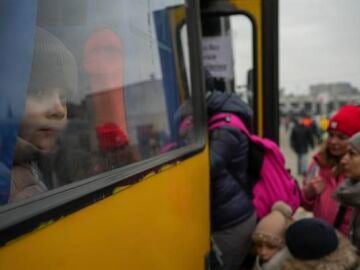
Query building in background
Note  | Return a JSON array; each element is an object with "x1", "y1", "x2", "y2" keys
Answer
[{"x1": 280, "y1": 82, "x2": 360, "y2": 117}]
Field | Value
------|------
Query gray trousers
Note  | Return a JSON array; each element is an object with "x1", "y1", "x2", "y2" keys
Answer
[
  {"x1": 297, "y1": 152, "x2": 308, "y2": 176},
  {"x1": 212, "y1": 212, "x2": 257, "y2": 270}
]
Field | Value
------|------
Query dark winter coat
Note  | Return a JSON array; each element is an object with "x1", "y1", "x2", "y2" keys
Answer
[
  {"x1": 334, "y1": 178, "x2": 360, "y2": 251},
  {"x1": 290, "y1": 123, "x2": 314, "y2": 154},
  {"x1": 207, "y1": 91, "x2": 255, "y2": 231}
]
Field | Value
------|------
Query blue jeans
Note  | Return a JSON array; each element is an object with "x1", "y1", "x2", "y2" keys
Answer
[{"x1": 297, "y1": 153, "x2": 308, "y2": 176}]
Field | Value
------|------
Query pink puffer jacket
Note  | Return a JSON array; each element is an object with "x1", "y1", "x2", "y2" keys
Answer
[{"x1": 301, "y1": 154, "x2": 352, "y2": 236}]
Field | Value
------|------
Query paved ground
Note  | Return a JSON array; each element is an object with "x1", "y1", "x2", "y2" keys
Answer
[{"x1": 279, "y1": 126, "x2": 300, "y2": 180}]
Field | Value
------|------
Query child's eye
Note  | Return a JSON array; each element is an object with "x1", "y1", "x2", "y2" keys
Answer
[
  {"x1": 29, "y1": 88, "x2": 46, "y2": 98},
  {"x1": 59, "y1": 94, "x2": 67, "y2": 104},
  {"x1": 254, "y1": 241, "x2": 262, "y2": 247},
  {"x1": 28, "y1": 88, "x2": 68, "y2": 103},
  {"x1": 266, "y1": 243, "x2": 278, "y2": 249},
  {"x1": 339, "y1": 134, "x2": 349, "y2": 140},
  {"x1": 254, "y1": 239, "x2": 281, "y2": 250}
]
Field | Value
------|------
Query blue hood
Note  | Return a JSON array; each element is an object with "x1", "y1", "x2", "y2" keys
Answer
[{"x1": 207, "y1": 91, "x2": 253, "y2": 129}]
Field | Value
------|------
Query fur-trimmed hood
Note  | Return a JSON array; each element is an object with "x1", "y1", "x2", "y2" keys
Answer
[
  {"x1": 282, "y1": 232, "x2": 359, "y2": 270},
  {"x1": 253, "y1": 248, "x2": 291, "y2": 270}
]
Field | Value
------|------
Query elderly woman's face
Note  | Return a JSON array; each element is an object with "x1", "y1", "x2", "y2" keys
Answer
[
  {"x1": 341, "y1": 146, "x2": 360, "y2": 180},
  {"x1": 19, "y1": 88, "x2": 67, "y2": 153}
]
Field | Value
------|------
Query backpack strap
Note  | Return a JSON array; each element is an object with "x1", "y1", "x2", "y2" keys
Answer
[
  {"x1": 208, "y1": 113, "x2": 251, "y2": 137},
  {"x1": 208, "y1": 112, "x2": 264, "y2": 195}
]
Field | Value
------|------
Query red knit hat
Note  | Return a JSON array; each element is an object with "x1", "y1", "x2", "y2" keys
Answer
[
  {"x1": 96, "y1": 123, "x2": 128, "y2": 151},
  {"x1": 328, "y1": 105, "x2": 360, "y2": 137}
]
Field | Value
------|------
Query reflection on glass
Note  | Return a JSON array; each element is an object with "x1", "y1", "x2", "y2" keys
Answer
[
  {"x1": 1, "y1": 0, "x2": 196, "y2": 205},
  {"x1": 10, "y1": 27, "x2": 94, "y2": 202}
]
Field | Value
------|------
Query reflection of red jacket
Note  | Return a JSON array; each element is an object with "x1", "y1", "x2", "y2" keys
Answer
[
  {"x1": 83, "y1": 28, "x2": 127, "y2": 135},
  {"x1": 96, "y1": 123, "x2": 128, "y2": 152},
  {"x1": 301, "y1": 153, "x2": 352, "y2": 236}
]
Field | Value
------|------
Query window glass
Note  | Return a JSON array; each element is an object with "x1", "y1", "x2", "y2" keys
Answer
[
  {"x1": 202, "y1": 15, "x2": 254, "y2": 105},
  {"x1": 230, "y1": 16, "x2": 253, "y2": 105},
  {"x1": 1, "y1": 0, "x2": 195, "y2": 205}
]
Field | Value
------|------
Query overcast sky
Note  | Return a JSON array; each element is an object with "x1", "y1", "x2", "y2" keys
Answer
[{"x1": 280, "y1": 0, "x2": 360, "y2": 94}]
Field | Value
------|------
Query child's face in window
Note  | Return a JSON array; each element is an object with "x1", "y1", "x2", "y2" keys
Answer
[
  {"x1": 19, "y1": 88, "x2": 67, "y2": 153},
  {"x1": 254, "y1": 240, "x2": 281, "y2": 263}
]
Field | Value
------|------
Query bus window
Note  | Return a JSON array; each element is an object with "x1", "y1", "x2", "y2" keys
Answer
[
  {"x1": 230, "y1": 16, "x2": 254, "y2": 105},
  {"x1": 1, "y1": 0, "x2": 197, "y2": 206},
  {"x1": 202, "y1": 15, "x2": 254, "y2": 105}
]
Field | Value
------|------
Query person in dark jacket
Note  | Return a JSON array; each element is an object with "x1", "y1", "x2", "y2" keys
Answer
[
  {"x1": 207, "y1": 90, "x2": 257, "y2": 270},
  {"x1": 290, "y1": 116, "x2": 315, "y2": 176},
  {"x1": 335, "y1": 132, "x2": 360, "y2": 252}
]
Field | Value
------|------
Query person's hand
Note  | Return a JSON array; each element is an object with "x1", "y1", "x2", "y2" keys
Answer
[{"x1": 303, "y1": 176, "x2": 325, "y2": 199}]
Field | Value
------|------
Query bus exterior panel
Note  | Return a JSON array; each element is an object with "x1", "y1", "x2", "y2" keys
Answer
[{"x1": 0, "y1": 150, "x2": 210, "y2": 269}]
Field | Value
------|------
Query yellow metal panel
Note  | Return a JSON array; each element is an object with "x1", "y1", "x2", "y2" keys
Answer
[
  {"x1": 230, "y1": 0, "x2": 264, "y2": 136},
  {"x1": 0, "y1": 149, "x2": 210, "y2": 270}
]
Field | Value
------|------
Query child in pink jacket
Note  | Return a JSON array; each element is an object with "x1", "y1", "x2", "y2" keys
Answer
[{"x1": 301, "y1": 105, "x2": 360, "y2": 236}]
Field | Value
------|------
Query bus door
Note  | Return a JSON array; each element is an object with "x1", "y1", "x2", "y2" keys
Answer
[{"x1": 201, "y1": 0, "x2": 279, "y2": 141}]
